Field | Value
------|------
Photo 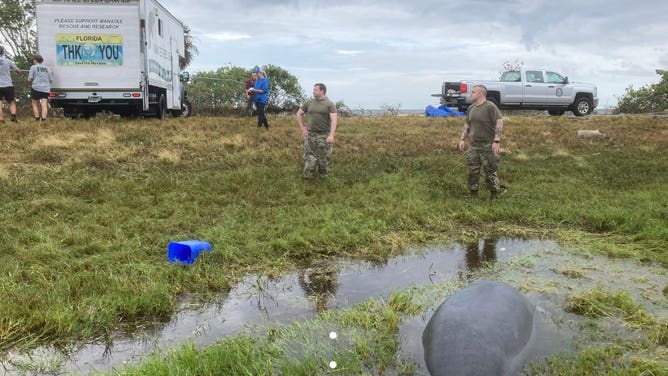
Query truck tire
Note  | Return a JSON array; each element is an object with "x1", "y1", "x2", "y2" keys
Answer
[
  {"x1": 156, "y1": 94, "x2": 167, "y2": 119},
  {"x1": 64, "y1": 109, "x2": 92, "y2": 119},
  {"x1": 571, "y1": 96, "x2": 592, "y2": 117},
  {"x1": 548, "y1": 109, "x2": 566, "y2": 116},
  {"x1": 63, "y1": 107, "x2": 76, "y2": 118},
  {"x1": 486, "y1": 95, "x2": 500, "y2": 108}
]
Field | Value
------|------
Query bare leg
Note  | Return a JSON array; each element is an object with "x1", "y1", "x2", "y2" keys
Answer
[
  {"x1": 32, "y1": 99, "x2": 40, "y2": 118},
  {"x1": 40, "y1": 99, "x2": 48, "y2": 119},
  {"x1": 8, "y1": 100, "x2": 18, "y2": 122}
]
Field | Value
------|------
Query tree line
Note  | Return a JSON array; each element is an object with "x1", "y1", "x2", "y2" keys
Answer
[
  {"x1": 2, "y1": 1, "x2": 664, "y2": 116},
  {"x1": 188, "y1": 65, "x2": 305, "y2": 116}
]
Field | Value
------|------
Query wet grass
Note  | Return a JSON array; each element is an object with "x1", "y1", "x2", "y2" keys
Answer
[
  {"x1": 504, "y1": 250, "x2": 668, "y2": 375},
  {"x1": 565, "y1": 287, "x2": 654, "y2": 325},
  {"x1": 105, "y1": 250, "x2": 667, "y2": 375},
  {"x1": 106, "y1": 289, "x2": 428, "y2": 376},
  {"x1": 0, "y1": 114, "x2": 666, "y2": 372},
  {"x1": 525, "y1": 345, "x2": 667, "y2": 376}
]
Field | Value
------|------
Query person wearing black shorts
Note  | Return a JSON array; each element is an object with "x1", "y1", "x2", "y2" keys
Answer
[
  {"x1": 28, "y1": 54, "x2": 53, "y2": 121},
  {"x1": 0, "y1": 46, "x2": 22, "y2": 123},
  {"x1": 0, "y1": 86, "x2": 16, "y2": 106}
]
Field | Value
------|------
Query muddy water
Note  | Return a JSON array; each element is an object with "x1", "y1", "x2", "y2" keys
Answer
[{"x1": 3, "y1": 238, "x2": 666, "y2": 375}]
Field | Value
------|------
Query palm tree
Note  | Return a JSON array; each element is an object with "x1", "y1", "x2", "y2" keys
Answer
[{"x1": 179, "y1": 24, "x2": 198, "y2": 70}]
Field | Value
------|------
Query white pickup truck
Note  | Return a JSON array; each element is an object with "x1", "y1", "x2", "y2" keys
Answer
[{"x1": 435, "y1": 69, "x2": 598, "y2": 116}]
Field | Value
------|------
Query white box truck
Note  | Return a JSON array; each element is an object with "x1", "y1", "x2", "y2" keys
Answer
[{"x1": 36, "y1": 0, "x2": 192, "y2": 118}]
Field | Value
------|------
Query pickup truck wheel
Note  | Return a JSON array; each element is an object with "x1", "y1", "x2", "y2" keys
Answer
[
  {"x1": 63, "y1": 107, "x2": 76, "y2": 119},
  {"x1": 548, "y1": 109, "x2": 566, "y2": 116},
  {"x1": 572, "y1": 97, "x2": 592, "y2": 116},
  {"x1": 486, "y1": 96, "x2": 500, "y2": 108},
  {"x1": 156, "y1": 94, "x2": 167, "y2": 119}
]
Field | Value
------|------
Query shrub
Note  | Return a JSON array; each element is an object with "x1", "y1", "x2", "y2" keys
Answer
[{"x1": 614, "y1": 71, "x2": 668, "y2": 114}]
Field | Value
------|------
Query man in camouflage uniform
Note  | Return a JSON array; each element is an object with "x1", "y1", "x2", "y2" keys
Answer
[
  {"x1": 458, "y1": 85, "x2": 504, "y2": 199},
  {"x1": 296, "y1": 83, "x2": 338, "y2": 179}
]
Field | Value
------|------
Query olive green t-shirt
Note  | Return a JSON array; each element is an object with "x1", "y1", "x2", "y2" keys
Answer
[
  {"x1": 466, "y1": 101, "x2": 502, "y2": 145},
  {"x1": 301, "y1": 97, "x2": 337, "y2": 133}
]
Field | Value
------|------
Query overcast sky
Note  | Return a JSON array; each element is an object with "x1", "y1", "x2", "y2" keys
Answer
[{"x1": 162, "y1": 0, "x2": 667, "y2": 109}]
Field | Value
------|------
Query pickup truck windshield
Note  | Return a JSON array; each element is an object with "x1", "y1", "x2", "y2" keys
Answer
[{"x1": 500, "y1": 71, "x2": 521, "y2": 82}]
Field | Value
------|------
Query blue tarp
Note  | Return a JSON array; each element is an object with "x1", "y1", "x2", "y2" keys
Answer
[{"x1": 425, "y1": 105, "x2": 465, "y2": 117}]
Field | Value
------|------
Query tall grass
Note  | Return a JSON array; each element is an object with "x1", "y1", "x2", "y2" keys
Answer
[{"x1": 0, "y1": 114, "x2": 666, "y2": 350}]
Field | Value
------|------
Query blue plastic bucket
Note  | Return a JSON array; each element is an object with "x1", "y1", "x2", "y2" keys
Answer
[{"x1": 167, "y1": 240, "x2": 211, "y2": 265}]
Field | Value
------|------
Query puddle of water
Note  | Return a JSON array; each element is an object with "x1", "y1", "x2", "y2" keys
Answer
[{"x1": 3, "y1": 238, "x2": 666, "y2": 375}]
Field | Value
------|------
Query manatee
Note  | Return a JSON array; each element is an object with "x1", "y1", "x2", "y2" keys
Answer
[{"x1": 422, "y1": 280, "x2": 535, "y2": 376}]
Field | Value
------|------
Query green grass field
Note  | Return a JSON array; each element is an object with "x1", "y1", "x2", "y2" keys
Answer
[{"x1": 0, "y1": 113, "x2": 666, "y2": 374}]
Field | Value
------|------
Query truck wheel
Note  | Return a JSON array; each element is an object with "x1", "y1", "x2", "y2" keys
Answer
[
  {"x1": 486, "y1": 96, "x2": 500, "y2": 108},
  {"x1": 63, "y1": 107, "x2": 76, "y2": 119},
  {"x1": 548, "y1": 109, "x2": 565, "y2": 116},
  {"x1": 156, "y1": 94, "x2": 167, "y2": 119},
  {"x1": 572, "y1": 96, "x2": 592, "y2": 116}
]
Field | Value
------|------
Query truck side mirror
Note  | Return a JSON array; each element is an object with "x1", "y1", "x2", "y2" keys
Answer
[{"x1": 179, "y1": 71, "x2": 190, "y2": 83}]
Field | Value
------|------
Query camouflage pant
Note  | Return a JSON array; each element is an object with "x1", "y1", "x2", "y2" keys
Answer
[
  {"x1": 467, "y1": 143, "x2": 500, "y2": 192},
  {"x1": 303, "y1": 132, "x2": 333, "y2": 178}
]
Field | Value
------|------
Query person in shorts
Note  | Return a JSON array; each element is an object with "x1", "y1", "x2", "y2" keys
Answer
[
  {"x1": 28, "y1": 54, "x2": 53, "y2": 121},
  {"x1": 0, "y1": 46, "x2": 22, "y2": 123}
]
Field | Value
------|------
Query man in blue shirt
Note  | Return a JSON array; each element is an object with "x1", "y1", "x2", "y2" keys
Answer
[{"x1": 248, "y1": 67, "x2": 270, "y2": 128}]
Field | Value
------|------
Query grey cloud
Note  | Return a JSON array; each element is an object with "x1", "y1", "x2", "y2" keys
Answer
[
  {"x1": 160, "y1": 0, "x2": 667, "y2": 108},
  {"x1": 164, "y1": 0, "x2": 668, "y2": 52}
]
